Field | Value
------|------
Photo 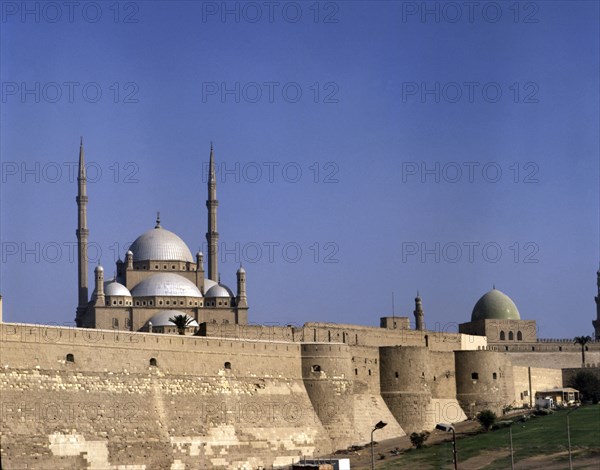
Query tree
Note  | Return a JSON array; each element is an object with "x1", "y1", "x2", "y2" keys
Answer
[
  {"x1": 574, "y1": 336, "x2": 592, "y2": 365},
  {"x1": 409, "y1": 431, "x2": 430, "y2": 449},
  {"x1": 568, "y1": 371, "x2": 600, "y2": 404},
  {"x1": 169, "y1": 314, "x2": 194, "y2": 335},
  {"x1": 477, "y1": 409, "x2": 497, "y2": 431}
]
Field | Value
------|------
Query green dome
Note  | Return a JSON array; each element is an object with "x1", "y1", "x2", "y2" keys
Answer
[{"x1": 471, "y1": 288, "x2": 520, "y2": 321}]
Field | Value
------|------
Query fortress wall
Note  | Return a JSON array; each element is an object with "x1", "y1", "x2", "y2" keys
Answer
[
  {"x1": 506, "y1": 351, "x2": 600, "y2": 369},
  {"x1": 455, "y1": 350, "x2": 515, "y2": 417},
  {"x1": 0, "y1": 323, "x2": 333, "y2": 469},
  {"x1": 304, "y1": 322, "x2": 466, "y2": 351},
  {"x1": 349, "y1": 345, "x2": 380, "y2": 393},
  {"x1": 379, "y1": 346, "x2": 433, "y2": 433},
  {"x1": 512, "y1": 366, "x2": 563, "y2": 407},
  {"x1": 0, "y1": 323, "x2": 303, "y2": 377},
  {"x1": 299, "y1": 343, "x2": 355, "y2": 450},
  {"x1": 429, "y1": 351, "x2": 458, "y2": 399}
]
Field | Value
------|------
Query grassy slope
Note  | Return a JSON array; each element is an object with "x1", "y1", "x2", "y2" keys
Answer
[{"x1": 379, "y1": 405, "x2": 600, "y2": 469}]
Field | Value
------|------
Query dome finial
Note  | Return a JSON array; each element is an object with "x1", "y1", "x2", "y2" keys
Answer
[
  {"x1": 218, "y1": 273, "x2": 222, "y2": 284},
  {"x1": 155, "y1": 211, "x2": 161, "y2": 228},
  {"x1": 493, "y1": 284, "x2": 496, "y2": 290}
]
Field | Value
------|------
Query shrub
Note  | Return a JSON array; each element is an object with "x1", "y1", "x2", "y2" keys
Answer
[
  {"x1": 477, "y1": 409, "x2": 497, "y2": 431},
  {"x1": 568, "y1": 371, "x2": 600, "y2": 404},
  {"x1": 409, "y1": 431, "x2": 431, "y2": 449}
]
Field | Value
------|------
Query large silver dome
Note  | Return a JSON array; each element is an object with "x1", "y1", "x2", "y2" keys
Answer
[
  {"x1": 131, "y1": 273, "x2": 203, "y2": 298},
  {"x1": 104, "y1": 281, "x2": 131, "y2": 297},
  {"x1": 128, "y1": 226, "x2": 193, "y2": 262},
  {"x1": 146, "y1": 310, "x2": 199, "y2": 327}
]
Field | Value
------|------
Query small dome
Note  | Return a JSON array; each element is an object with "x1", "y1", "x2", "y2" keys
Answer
[
  {"x1": 205, "y1": 284, "x2": 234, "y2": 298},
  {"x1": 237, "y1": 265, "x2": 245, "y2": 274},
  {"x1": 95, "y1": 265, "x2": 104, "y2": 273},
  {"x1": 128, "y1": 226, "x2": 193, "y2": 262},
  {"x1": 203, "y1": 278, "x2": 218, "y2": 293},
  {"x1": 196, "y1": 251, "x2": 203, "y2": 258},
  {"x1": 146, "y1": 310, "x2": 198, "y2": 327},
  {"x1": 131, "y1": 273, "x2": 202, "y2": 298},
  {"x1": 104, "y1": 281, "x2": 131, "y2": 297},
  {"x1": 471, "y1": 288, "x2": 521, "y2": 321}
]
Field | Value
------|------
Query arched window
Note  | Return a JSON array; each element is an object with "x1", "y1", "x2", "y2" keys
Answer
[
  {"x1": 395, "y1": 372, "x2": 399, "y2": 378},
  {"x1": 354, "y1": 368, "x2": 358, "y2": 375},
  {"x1": 224, "y1": 361, "x2": 231, "y2": 370},
  {"x1": 368, "y1": 369, "x2": 372, "y2": 376},
  {"x1": 66, "y1": 353, "x2": 74, "y2": 363},
  {"x1": 425, "y1": 335, "x2": 429, "y2": 347},
  {"x1": 492, "y1": 372, "x2": 497, "y2": 380},
  {"x1": 508, "y1": 331, "x2": 514, "y2": 341},
  {"x1": 500, "y1": 331, "x2": 506, "y2": 340},
  {"x1": 311, "y1": 365, "x2": 321, "y2": 372},
  {"x1": 471, "y1": 372, "x2": 479, "y2": 380},
  {"x1": 149, "y1": 358, "x2": 157, "y2": 367},
  {"x1": 517, "y1": 331, "x2": 523, "y2": 341}
]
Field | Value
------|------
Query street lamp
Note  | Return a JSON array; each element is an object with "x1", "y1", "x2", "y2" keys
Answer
[
  {"x1": 567, "y1": 406, "x2": 581, "y2": 470},
  {"x1": 370, "y1": 420, "x2": 387, "y2": 469},
  {"x1": 436, "y1": 423, "x2": 458, "y2": 470}
]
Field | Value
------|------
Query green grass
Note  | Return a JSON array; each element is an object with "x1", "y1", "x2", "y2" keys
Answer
[{"x1": 379, "y1": 405, "x2": 600, "y2": 469}]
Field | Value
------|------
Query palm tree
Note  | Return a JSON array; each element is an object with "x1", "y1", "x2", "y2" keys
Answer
[
  {"x1": 574, "y1": 336, "x2": 592, "y2": 365},
  {"x1": 169, "y1": 314, "x2": 194, "y2": 335}
]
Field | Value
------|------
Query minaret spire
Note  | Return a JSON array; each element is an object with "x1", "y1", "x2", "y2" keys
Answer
[
  {"x1": 414, "y1": 291, "x2": 425, "y2": 331},
  {"x1": 76, "y1": 137, "x2": 89, "y2": 325},
  {"x1": 594, "y1": 266, "x2": 600, "y2": 340},
  {"x1": 206, "y1": 143, "x2": 219, "y2": 281}
]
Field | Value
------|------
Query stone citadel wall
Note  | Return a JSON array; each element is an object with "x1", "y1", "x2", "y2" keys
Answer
[
  {"x1": 1, "y1": 320, "x2": 593, "y2": 468},
  {"x1": 0, "y1": 323, "x2": 335, "y2": 469}
]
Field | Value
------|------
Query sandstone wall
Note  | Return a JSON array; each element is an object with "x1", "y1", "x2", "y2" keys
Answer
[
  {"x1": 0, "y1": 323, "x2": 333, "y2": 469},
  {"x1": 512, "y1": 366, "x2": 564, "y2": 407},
  {"x1": 455, "y1": 350, "x2": 515, "y2": 417}
]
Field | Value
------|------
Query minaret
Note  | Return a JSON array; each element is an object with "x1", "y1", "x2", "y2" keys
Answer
[
  {"x1": 76, "y1": 137, "x2": 89, "y2": 324},
  {"x1": 206, "y1": 143, "x2": 219, "y2": 281},
  {"x1": 236, "y1": 265, "x2": 248, "y2": 308},
  {"x1": 594, "y1": 267, "x2": 600, "y2": 340},
  {"x1": 414, "y1": 291, "x2": 425, "y2": 331},
  {"x1": 93, "y1": 264, "x2": 105, "y2": 305}
]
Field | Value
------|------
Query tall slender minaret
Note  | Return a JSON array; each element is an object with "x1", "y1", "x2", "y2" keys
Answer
[
  {"x1": 76, "y1": 137, "x2": 89, "y2": 323},
  {"x1": 414, "y1": 291, "x2": 425, "y2": 331},
  {"x1": 206, "y1": 143, "x2": 219, "y2": 281},
  {"x1": 594, "y1": 266, "x2": 600, "y2": 340}
]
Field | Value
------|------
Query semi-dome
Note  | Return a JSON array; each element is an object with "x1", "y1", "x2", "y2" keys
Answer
[
  {"x1": 128, "y1": 226, "x2": 193, "y2": 262},
  {"x1": 131, "y1": 273, "x2": 202, "y2": 298},
  {"x1": 471, "y1": 288, "x2": 521, "y2": 321},
  {"x1": 104, "y1": 281, "x2": 131, "y2": 297},
  {"x1": 205, "y1": 284, "x2": 234, "y2": 298},
  {"x1": 146, "y1": 310, "x2": 199, "y2": 327}
]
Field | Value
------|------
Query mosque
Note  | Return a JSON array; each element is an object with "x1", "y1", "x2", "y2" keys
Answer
[{"x1": 74, "y1": 141, "x2": 248, "y2": 332}]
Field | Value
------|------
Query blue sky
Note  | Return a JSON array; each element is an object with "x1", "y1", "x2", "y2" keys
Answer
[{"x1": 1, "y1": 1, "x2": 598, "y2": 338}]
